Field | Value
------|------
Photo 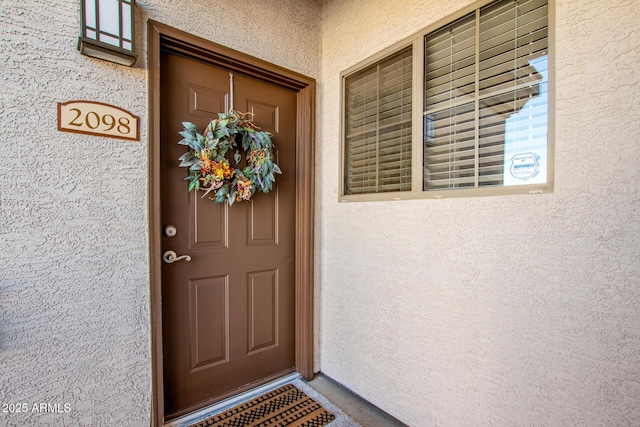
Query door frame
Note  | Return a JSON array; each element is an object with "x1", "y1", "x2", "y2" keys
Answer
[{"x1": 147, "y1": 20, "x2": 315, "y2": 426}]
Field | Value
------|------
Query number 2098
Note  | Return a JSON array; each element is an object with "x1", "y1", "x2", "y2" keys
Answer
[{"x1": 68, "y1": 108, "x2": 132, "y2": 135}]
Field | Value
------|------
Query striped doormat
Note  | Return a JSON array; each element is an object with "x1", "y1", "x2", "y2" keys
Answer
[{"x1": 191, "y1": 384, "x2": 335, "y2": 427}]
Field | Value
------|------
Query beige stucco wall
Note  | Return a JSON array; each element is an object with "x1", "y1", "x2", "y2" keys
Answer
[
  {"x1": 2, "y1": 0, "x2": 639, "y2": 426},
  {"x1": 318, "y1": 0, "x2": 640, "y2": 425},
  {"x1": 0, "y1": 1, "x2": 320, "y2": 426}
]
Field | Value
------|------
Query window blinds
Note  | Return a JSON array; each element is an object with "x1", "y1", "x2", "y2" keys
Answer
[
  {"x1": 344, "y1": 47, "x2": 412, "y2": 195},
  {"x1": 424, "y1": 0, "x2": 548, "y2": 190}
]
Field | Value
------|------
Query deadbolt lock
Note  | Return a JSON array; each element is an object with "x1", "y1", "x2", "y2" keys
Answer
[{"x1": 164, "y1": 225, "x2": 177, "y2": 237}]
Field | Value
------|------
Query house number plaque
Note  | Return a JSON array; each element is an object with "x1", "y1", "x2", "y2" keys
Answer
[{"x1": 58, "y1": 101, "x2": 140, "y2": 141}]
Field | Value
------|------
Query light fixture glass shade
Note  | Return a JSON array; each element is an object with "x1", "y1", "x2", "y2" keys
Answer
[{"x1": 78, "y1": 0, "x2": 137, "y2": 66}]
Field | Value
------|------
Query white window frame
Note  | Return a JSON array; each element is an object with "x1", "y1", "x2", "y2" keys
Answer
[{"x1": 339, "y1": 0, "x2": 555, "y2": 202}]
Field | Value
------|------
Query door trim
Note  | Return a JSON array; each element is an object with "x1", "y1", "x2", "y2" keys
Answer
[{"x1": 147, "y1": 20, "x2": 316, "y2": 426}]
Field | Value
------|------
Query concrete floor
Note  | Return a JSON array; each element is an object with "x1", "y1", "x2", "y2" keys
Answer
[{"x1": 305, "y1": 374, "x2": 408, "y2": 427}]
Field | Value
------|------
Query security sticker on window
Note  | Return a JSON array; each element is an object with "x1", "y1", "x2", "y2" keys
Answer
[{"x1": 509, "y1": 152, "x2": 540, "y2": 181}]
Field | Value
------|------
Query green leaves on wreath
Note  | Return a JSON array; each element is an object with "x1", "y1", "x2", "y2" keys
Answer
[
  {"x1": 185, "y1": 174, "x2": 200, "y2": 192},
  {"x1": 262, "y1": 160, "x2": 280, "y2": 192},
  {"x1": 215, "y1": 184, "x2": 230, "y2": 204},
  {"x1": 241, "y1": 131, "x2": 253, "y2": 152},
  {"x1": 178, "y1": 122, "x2": 205, "y2": 152},
  {"x1": 178, "y1": 152, "x2": 197, "y2": 167},
  {"x1": 177, "y1": 110, "x2": 282, "y2": 205}
]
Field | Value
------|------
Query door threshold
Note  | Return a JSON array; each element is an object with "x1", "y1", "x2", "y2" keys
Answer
[{"x1": 164, "y1": 372, "x2": 301, "y2": 427}]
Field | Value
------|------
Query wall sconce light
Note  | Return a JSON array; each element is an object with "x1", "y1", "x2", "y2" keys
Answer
[{"x1": 78, "y1": 0, "x2": 138, "y2": 67}]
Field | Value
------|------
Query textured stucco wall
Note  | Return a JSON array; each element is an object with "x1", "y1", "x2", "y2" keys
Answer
[
  {"x1": 0, "y1": 1, "x2": 320, "y2": 426},
  {"x1": 318, "y1": 0, "x2": 640, "y2": 426},
  {"x1": 3, "y1": 0, "x2": 639, "y2": 425}
]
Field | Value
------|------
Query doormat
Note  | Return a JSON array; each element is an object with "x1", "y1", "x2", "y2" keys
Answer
[{"x1": 191, "y1": 384, "x2": 335, "y2": 427}]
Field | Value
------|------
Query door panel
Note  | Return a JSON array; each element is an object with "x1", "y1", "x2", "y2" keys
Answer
[
  {"x1": 160, "y1": 51, "x2": 297, "y2": 418},
  {"x1": 191, "y1": 193, "x2": 227, "y2": 249},
  {"x1": 248, "y1": 193, "x2": 277, "y2": 246},
  {"x1": 246, "y1": 100, "x2": 279, "y2": 133},
  {"x1": 247, "y1": 269, "x2": 278, "y2": 354},
  {"x1": 189, "y1": 275, "x2": 229, "y2": 370},
  {"x1": 188, "y1": 84, "x2": 228, "y2": 117}
]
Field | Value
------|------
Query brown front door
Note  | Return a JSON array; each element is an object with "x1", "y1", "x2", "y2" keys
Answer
[{"x1": 160, "y1": 51, "x2": 298, "y2": 419}]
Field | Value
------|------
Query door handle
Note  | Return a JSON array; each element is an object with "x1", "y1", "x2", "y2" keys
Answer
[{"x1": 163, "y1": 250, "x2": 192, "y2": 264}]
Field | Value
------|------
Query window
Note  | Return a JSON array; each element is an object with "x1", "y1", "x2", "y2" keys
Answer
[
  {"x1": 341, "y1": 0, "x2": 552, "y2": 200},
  {"x1": 343, "y1": 47, "x2": 413, "y2": 195}
]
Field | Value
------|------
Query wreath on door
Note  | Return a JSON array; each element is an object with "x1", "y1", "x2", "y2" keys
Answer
[{"x1": 178, "y1": 110, "x2": 281, "y2": 205}]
